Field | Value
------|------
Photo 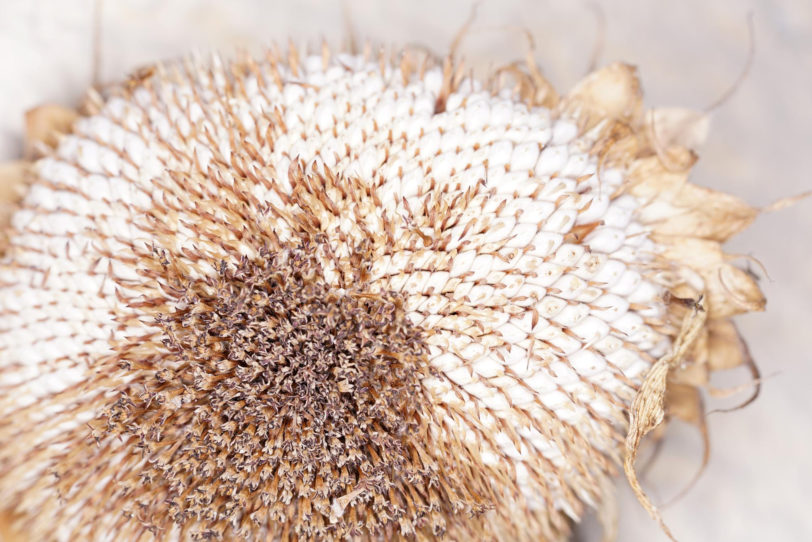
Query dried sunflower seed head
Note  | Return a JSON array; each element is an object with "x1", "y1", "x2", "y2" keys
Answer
[{"x1": 0, "y1": 46, "x2": 764, "y2": 541}]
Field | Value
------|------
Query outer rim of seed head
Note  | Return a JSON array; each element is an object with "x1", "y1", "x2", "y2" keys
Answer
[{"x1": 0, "y1": 43, "x2": 768, "y2": 542}]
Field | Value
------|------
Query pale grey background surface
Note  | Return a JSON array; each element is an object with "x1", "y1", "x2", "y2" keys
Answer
[{"x1": 1, "y1": 1, "x2": 810, "y2": 540}]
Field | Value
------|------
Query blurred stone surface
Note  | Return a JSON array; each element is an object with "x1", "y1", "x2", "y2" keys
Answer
[{"x1": 0, "y1": 1, "x2": 810, "y2": 540}]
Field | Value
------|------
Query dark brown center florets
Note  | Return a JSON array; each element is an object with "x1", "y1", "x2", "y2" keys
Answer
[
  {"x1": 98, "y1": 239, "x2": 448, "y2": 539},
  {"x1": 158, "y1": 243, "x2": 426, "y2": 447},
  {"x1": 51, "y1": 160, "x2": 492, "y2": 540}
]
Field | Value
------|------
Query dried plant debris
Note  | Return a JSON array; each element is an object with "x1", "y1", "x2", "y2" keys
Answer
[{"x1": 0, "y1": 45, "x2": 766, "y2": 541}]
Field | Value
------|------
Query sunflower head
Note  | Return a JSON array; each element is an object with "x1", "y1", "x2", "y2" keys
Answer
[{"x1": 0, "y1": 44, "x2": 766, "y2": 542}]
